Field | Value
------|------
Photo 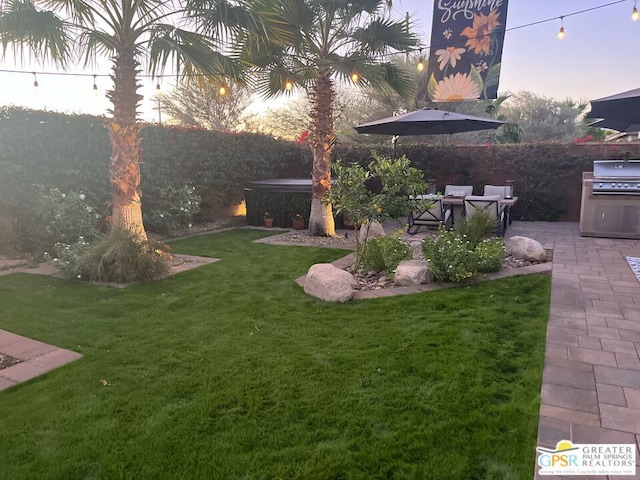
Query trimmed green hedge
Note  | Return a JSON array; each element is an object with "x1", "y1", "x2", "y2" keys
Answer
[
  {"x1": 0, "y1": 108, "x2": 311, "y2": 232},
  {"x1": 2, "y1": 107, "x2": 638, "y2": 247}
]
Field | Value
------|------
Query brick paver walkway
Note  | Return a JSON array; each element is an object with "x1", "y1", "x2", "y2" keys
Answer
[{"x1": 502, "y1": 222, "x2": 640, "y2": 479}]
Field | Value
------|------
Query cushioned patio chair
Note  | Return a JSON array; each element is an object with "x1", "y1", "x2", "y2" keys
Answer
[
  {"x1": 463, "y1": 195, "x2": 506, "y2": 237},
  {"x1": 407, "y1": 194, "x2": 452, "y2": 234},
  {"x1": 483, "y1": 185, "x2": 508, "y2": 199},
  {"x1": 444, "y1": 185, "x2": 474, "y2": 197}
]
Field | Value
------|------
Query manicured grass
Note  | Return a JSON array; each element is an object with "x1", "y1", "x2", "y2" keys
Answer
[{"x1": 0, "y1": 229, "x2": 550, "y2": 479}]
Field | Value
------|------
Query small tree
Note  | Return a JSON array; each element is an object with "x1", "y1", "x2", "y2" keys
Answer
[{"x1": 326, "y1": 153, "x2": 428, "y2": 271}]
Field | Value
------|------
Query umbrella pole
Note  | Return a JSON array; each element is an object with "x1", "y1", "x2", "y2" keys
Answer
[{"x1": 392, "y1": 135, "x2": 399, "y2": 158}]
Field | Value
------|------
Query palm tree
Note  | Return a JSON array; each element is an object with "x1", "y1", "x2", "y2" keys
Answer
[
  {"x1": 242, "y1": 0, "x2": 418, "y2": 236},
  {"x1": 0, "y1": 0, "x2": 257, "y2": 239}
]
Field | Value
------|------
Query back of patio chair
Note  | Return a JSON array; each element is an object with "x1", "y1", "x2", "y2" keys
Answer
[
  {"x1": 407, "y1": 195, "x2": 450, "y2": 234},
  {"x1": 445, "y1": 185, "x2": 473, "y2": 197},
  {"x1": 463, "y1": 195, "x2": 505, "y2": 236}
]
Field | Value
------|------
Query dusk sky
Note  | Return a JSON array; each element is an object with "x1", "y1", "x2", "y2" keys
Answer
[{"x1": 0, "y1": 0, "x2": 638, "y2": 121}]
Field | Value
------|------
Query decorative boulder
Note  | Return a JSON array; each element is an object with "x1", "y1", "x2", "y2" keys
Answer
[
  {"x1": 358, "y1": 221, "x2": 386, "y2": 243},
  {"x1": 304, "y1": 263, "x2": 355, "y2": 302},
  {"x1": 394, "y1": 260, "x2": 432, "y2": 286},
  {"x1": 507, "y1": 236, "x2": 546, "y2": 262}
]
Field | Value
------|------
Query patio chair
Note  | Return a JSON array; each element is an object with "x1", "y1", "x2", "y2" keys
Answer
[
  {"x1": 444, "y1": 185, "x2": 473, "y2": 197},
  {"x1": 463, "y1": 195, "x2": 506, "y2": 237},
  {"x1": 407, "y1": 194, "x2": 452, "y2": 234},
  {"x1": 483, "y1": 185, "x2": 508, "y2": 199}
]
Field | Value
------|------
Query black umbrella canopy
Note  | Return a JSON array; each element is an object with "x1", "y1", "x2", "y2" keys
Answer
[
  {"x1": 589, "y1": 87, "x2": 640, "y2": 125},
  {"x1": 354, "y1": 108, "x2": 505, "y2": 136},
  {"x1": 589, "y1": 118, "x2": 640, "y2": 133}
]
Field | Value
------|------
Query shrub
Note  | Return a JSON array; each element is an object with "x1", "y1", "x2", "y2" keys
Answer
[
  {"x1": 476, "y1": 238, "x2": 506, "y2": 273},
  {"x1": 16, "y1": 188, "x2": 100, "y2": 256},
  {"x1": 454, "y1": 209, "x2": 498, "y2": 248},
  {"x1": 422, "y1": 227, "x2": 480, "y2": 282},
  {"x1": 142, "y1": 185, "x2": 201, "y2": 234},
  {"x1": 359, "y1": 233, "x2": 412, "y2": 276},
  {"x1": 51, "y1": 229, "x2": 170, "y2": 283}
]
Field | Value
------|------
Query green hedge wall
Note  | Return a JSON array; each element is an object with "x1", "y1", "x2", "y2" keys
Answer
[
  {"x1": 2, "y1": 107, "x2": 638, "y2": 230},
  {"x1": 0, "y1": 108, "x2": 312, "y2": 225}
]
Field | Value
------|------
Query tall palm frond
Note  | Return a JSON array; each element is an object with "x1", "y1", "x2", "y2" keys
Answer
[{"x1": 0, "y1": 0, "x2": 71, "y2": 65}]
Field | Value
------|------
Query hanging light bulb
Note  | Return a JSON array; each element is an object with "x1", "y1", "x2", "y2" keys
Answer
[
  {"x1": 557, "y1": 16, "x2": 565, "y2": 40},
  {"x1": 284, "y1": 79, "x2": 294, "y2": 91},
  {"x1": 416, "y1": 49, "x2": 425, "y2": 72},
  {"x1": 92, "y1": 74, "x2": 98, "y2": 93},
  {"x1": 350, "y1": 70, "x2": 360, "y2": 83},
  {"x1": 218, "y1": 85, "x2": 227, "y2": 96},
  {"x1": 32, "y1": 72, "x2": 39, "y2": 88},
  {"x1": 632, "y1": 2, "x2": 639, "y2": 21},
  {"x1": 156, "y1": 81, "x2": 161, "y2": 91}
]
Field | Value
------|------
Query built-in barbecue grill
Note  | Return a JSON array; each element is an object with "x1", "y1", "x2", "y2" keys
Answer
[
  {"x1": 592, "y1": 160, "x2": 640, "y2": 194},
  {"x1": 580, "y1": 160, "x2": 640, "y2": 239}
]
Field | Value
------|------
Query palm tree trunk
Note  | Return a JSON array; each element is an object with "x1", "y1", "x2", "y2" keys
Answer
[
  {"x1": 105, "y1": 48, "x2": 146, "y2": 239},
  {"x1": 308, "y1": 72, "x2": 336, "y2": 236}
]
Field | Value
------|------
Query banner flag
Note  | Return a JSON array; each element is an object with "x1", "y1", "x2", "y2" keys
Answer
[{"x1": 426, "y1": 1, "x2": 509, "y2": 101}]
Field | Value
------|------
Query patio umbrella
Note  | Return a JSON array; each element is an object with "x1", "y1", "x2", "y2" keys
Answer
[
  {"x1": 354, "y1": 108, "x2": 505, "y2": 136},
  {"x1": 589, "y1": 87, "x2": 640, "y2": 127},
  {"x1": 589, "y1": 118, "x2": 640, "y2": 133},
  {"x1": 354, "y1": 108, "x2": 505, "y2": 156}
]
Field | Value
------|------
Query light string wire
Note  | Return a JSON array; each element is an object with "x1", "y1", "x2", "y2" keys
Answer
[{"x1": 0, "y1": 0, "x2": 632, "y2": 82}]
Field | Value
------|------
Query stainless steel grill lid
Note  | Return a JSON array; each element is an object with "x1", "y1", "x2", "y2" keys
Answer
[{"x1": 592, "y1": 160, "x2": 640, "y2": 194}]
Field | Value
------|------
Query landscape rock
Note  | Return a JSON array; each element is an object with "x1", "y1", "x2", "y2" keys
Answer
[
  {"x1": 304, "y1": 263, "x2": 355, "y2": 302},
  {"x1": 358, "y1": 221, "x2": 386, "y2": 242},
  {"x1": 394, "y1": 260, "x2": 432, "y2": 286},
  {"x1": 507, "y1": 236, "x2": 546, "y2": 262}
]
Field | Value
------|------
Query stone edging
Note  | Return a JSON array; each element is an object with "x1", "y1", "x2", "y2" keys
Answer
[{"x1": 0, "y1": 330, "x2": 82, "y2": 391}]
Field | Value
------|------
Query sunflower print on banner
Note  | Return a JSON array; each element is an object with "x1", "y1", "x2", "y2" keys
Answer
[{"x1": 426, "y1": 1, "x2": 510, "y2": 101}]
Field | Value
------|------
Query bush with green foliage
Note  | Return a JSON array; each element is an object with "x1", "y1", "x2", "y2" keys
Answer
[
  {"x1": 476, "y1": 238, "x2": 506, "y2": 273},
  {"x1": 16, "y1": 188, "x2": 100, "y2": 256},
  {"x1": 422, "y1": 227, "x2": 480, "y2": 282},
  {"x1": 50, "y1": 229, "x2": 170, "y2": 283},
  {"x1": 454, "y1": 209, "x2": 498, "y2": 248},
  {"x1": 423, "y1": 227, "x2": 507, "y2": 282},
  {"x1": 359, "y1": 233, "x2": 412, "y2": 276},
  {"x1": 142, "y1": 185, "x2": 201, "y2": 234}
]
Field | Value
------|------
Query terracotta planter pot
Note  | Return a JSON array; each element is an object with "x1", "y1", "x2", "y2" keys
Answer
[
  {"x1": 264, "y1": 218, "x2": 274, "y2": 228},
  {"x1": 292, "y1": 218, "x2": 305, "y2": 230}
]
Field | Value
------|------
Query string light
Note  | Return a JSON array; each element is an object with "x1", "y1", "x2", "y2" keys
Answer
[
  {"x1": 416, "y1": 49, "x2": 425, "y2": 72},
  {"x1": 284, "y1": 79, "x2": 294, "y2": 90},
  {"x1": 155, "y1": 80, "x2": 161, "y2": 91},
  {"x1": 350, "y1": 71, "x2": 360, "y2": 83},
  {"x1": 218, "y1": 85, "x2": 227, "y2": 96},
  {"x1": 32, "y1": 72, "x2": 38, "y2": 88},
  {"x1": 557, "y1": 16, "x2": 565, "y2": 40},
  {"x1": 92, "y1": 74, "x2": 98, "y2": 91},
  {"x1": 633, "y1": 1, "x2": 639, "y2": 21}
]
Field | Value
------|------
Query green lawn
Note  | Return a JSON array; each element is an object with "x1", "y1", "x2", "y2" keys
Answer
[{"x1": 0, "y1": 229, "x2": 550, "y2": 480}]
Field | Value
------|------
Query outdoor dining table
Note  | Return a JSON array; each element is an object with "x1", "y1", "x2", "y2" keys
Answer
[{"x1": 443, "y1": 195, "x2": 519, "y2": 229}]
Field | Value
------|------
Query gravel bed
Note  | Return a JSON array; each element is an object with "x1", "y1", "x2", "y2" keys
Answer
[{"x1": 0, "y1": 352, "x2": 21, "y2": 370}]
